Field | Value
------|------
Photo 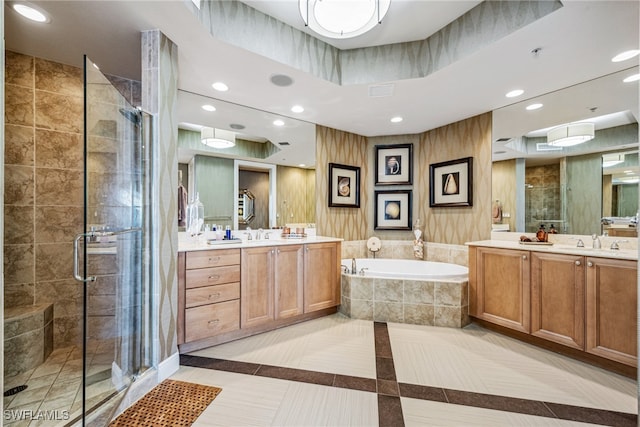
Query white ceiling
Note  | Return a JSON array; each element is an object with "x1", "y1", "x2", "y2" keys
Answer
[{"x1": 4, "y1": 0, "x2": 639, "y2": 168}]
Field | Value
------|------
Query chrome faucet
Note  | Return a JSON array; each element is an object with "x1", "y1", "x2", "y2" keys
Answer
[
  {"x1": 256, "y1": 228, "x2": 263, "y2": 240},
  {"x1": 244, "y1": 226, "x2": 252, "y2": 240},
  {"x1": 592, "y1": 234, "x2": 601, "y2": 249},
  {"x1": 610, "y1": 239, "x2": 629, "y2": 250},
  {"x1": 351, "y1": 258, "x2": 357, "y2": 275}
]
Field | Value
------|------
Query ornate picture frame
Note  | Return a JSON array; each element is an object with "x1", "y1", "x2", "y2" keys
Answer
[
  {"x1": 328, "y1": 163, "x2": 360, "y2": 208},
  {"x1": 374, "y1": 190, "x2": 412, "y2": 230},
  {"x1": 375, "y1": 143, "x2": 413, "y2": 185},
  {"x1": 429, "y1": 157, "x2": 473, "y2": 207}
]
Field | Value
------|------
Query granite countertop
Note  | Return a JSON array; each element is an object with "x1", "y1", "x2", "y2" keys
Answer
[
  {"x1": 179, "y1": 234, "x2": 342, "y2": 252},
  {"x1": 466, "y1": 239, "x2": 638, "y2": 261}
]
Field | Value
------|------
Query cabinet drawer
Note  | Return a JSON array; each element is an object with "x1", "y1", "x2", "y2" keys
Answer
[
  {"x1": 185, "y1": 299, "x2": 240, "y2": 342},
  {"x1": 186, "y1": 265, "x2": 240, "y2": 288},
  {"x1": 186, "y1": 249, "x2": 240, "y2": 270},
  {"x1": 186, "y1": 283, "x2": 240, "y2": 308}
]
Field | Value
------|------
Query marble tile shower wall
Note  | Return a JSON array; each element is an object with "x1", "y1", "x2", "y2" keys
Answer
[
  {"x1": 525, "y1": 163, "x2": 561, "y2": 233},
  {"x1": 4, "y1": 51, "x2": 141, "y2": 348}
]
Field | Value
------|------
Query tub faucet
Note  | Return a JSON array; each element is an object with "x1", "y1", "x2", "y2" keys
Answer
[{"x1": 351, "y1": 258, "x2": 357, "y2": 275}]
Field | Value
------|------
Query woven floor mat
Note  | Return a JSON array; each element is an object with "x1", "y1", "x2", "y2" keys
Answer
[{"x1": 109, "y1": 379, "x2": 222, "y2": 426}]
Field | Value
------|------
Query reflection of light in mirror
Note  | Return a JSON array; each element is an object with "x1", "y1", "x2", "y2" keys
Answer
[
  {"x1": 273, "y1": 119, "x2": 285, "y2": 126},
  {"x1": 390, "y1": 116, "x2": 403, "y2": 123},
  {"x1": 212, "y1": 82, "x2": 228, "y2": 92},
  {"x1": 603, "y1": 153, "x2": 625, "y2": 168},
  {"x1": 506, "y1": 89, "x2": 524, "y2": 98},
  {"x1": 202, "y1": 104, "x2": 216, "y2": 112},
  {"x1": 547, "y1": 122, "x2": 595, "y2": 147},
  {"x1": 526, "y1": 103, "x2": 543, "y2": 110},
  {"x1": 623, "y1": 73, "x2": 640, "y2": 83},
  {"x1": 291, "y1": 105, "x2": 304, "y2": 113}
]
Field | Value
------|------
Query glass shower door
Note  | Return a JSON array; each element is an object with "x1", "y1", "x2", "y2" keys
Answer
[{"x1": 78, "y1": 56, "x2": 150, "y2": 423}]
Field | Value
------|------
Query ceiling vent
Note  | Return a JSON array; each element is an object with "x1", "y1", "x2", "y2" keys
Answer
[
  {"x1": 278, "y1": 142, "x2": 290, "y2": 146},
  {"x1": 495, "y1": 137, "x2": 511, "y2": 143},
  {"x1": 368, "y1": 83, "x2": 394, "y2": 97},
  {"x1": 536, "y1": 142, "x2": 563, "y2": 152}
]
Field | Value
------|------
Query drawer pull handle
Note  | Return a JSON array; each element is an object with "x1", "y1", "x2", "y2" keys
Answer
[
  {"x1": 575, "y1": 260, "x2": 581, "y2": 266},
  {"x1": 208, "y1": 292, "x2": 221, "y2": 299},
  {"x1": 587, "y1": 261, "x2": 593, "y2": 267},
  {"x1": 208, "y1": 256, "x2": 221, "y2": 263},
  {"x1": 208, "y1": 319, "x2": 220, "y2": 325},
  {"x1": 208, "y1": 275, "x2": 220, "y2": 281}
]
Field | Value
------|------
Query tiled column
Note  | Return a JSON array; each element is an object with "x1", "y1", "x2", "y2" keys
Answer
[{"x1": 141, "y1": 30, "x2": 179, "y2": 366}]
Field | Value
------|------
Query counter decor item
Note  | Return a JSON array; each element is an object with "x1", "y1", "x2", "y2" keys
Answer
[
  {"x1": 429, "y1": 157, "x2": 473, "y2": 207},
  {"x1": 375, "y1": 143, "x2": 413, "y2": 185},
  {"x1": 374, "y1": 190, "x2": 412, "y2": 230},
  {"x1": 366, "y1": 236, "x2": 381, "y2": 258},
  {"x1": 328, "y1": 163, "x2": 361, "y2": 208},
  {"x1": 186, "y1": 192, "x2": 205, "y2": 237}
]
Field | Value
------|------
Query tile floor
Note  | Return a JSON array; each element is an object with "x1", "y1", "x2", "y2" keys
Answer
[
  {"x1": 3, "y1": 340, "x2": 120, "y2": 427},
  {"x1": 175, "y1": 313, "x2": 638, "y2": 426}
]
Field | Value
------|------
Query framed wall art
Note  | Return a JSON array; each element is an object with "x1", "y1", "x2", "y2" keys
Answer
[
  {"x1": 374, "y1": 190, "x2": 412, "y2": 230},
  {"x1": 375, "y1": 143, "x2": 413, "y2": 185},
  {"x1": 429, "y1": 157, "x2": 473, "y2": 207},
  {"x1": 328, "y1": 163, "x2": 360, "y2": 208}
]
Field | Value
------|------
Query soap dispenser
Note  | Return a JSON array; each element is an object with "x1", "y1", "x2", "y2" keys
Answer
[{"x1": 536, "y1": 224, "x2": 548, "y2": 242}]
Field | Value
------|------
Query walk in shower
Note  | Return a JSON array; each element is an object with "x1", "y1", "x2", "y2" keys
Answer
[{"x1": 3, "y1": 53, "x2": 151, "y2": 426}]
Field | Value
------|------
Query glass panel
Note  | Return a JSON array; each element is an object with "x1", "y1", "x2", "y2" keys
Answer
[{"x1": 83, "y1": 56, "x2": 148, "y2": 422}]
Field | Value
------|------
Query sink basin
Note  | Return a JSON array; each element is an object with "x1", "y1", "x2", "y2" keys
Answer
[{"x1": 207, "y1": 238, "x2": 241, "y2": 245}]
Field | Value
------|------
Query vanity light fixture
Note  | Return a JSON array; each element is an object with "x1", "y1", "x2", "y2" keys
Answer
[
  {"x1": 525, "y1": 103, "x2": 543, "y2": 111},
  {"x1": 390, "y1": 116, "x2": 403, "y2": 123},
  {"x1": 623, "y1": 73, "x2": 640, "y2": 83},
  {"x1": 291, "y1": 105, "x2": 304, "y2": 113},
  {"x1": 201, "y1": 104, "x2": 216, "y2": 112},
  {"x1": 212, "y1": 82, "x2": 229, "y2": 92},
  {"x1": 547, "y1": 122, "x2": 595, "y2": 147},
  {"x1": 299, "y1": 0, "x2": 391, "y2": 39},
  {"x1": 505, "y1": 89, "x2": 524, "y2": 98},
  {"x1": 12, "y1": 2, "x2": 50, "y2": 23},
  {"x1": 611, "y1": 49, "x2": 640, "y2": 62},
  {"x1": 273, "y1": 119, "x2": 285, "y2": 127},
  {"x1": 201, "y1": 126, "x2": 236, "y2": 149}
]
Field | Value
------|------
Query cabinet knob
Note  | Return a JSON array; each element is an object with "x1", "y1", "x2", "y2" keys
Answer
[
  {"x1": 208, "y1": 256, "x2": 220, "y2": 263},
  {"x1": 522, "y1": 255, "x2": 527, "y2": 260},
  {"x1": 208, "y1": 292, "x2": 221, "y2": 299},
  {"x1": 587, "y1": 261, "x2": 593, "y2": 267},
  {"x1": 277, "y1": 249, "x2": 281, "y2": 254},
  {"x1": 575, "y1": 260, "x2": 581, "y2": 266},
  {"x1": 208, "y1": 275, "x2": 220, "y2": 281},
  {"x1": 207, "y1": 319, "x2": 220, "y2": 326}
]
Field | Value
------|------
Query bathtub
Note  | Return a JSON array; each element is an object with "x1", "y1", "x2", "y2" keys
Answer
[
  {"x1": 341, "y1": 258, "x2": 468, "y2": 280},
  {"x1": 339, "y1": 258, "x2": 470, "y2": 328}
]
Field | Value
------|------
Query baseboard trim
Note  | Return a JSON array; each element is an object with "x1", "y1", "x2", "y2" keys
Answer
[{"x1": 158, "y1": 351, "x2": 180, "y2": 382}]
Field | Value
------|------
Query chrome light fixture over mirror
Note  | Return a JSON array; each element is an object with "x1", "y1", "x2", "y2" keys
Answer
[
  {"x1": 299, "y1": 0, "x2": 391, "y2": 39},
  {"x1": 546, "y1": 122, "x2": 595, "y2": 147},
  {"x1": 201, "y1": 126, "x2": 236, "y2": 149}
]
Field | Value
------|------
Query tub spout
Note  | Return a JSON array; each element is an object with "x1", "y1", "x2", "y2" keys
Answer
[{"x1": 351, "y1": 258, "x2": 357, "y2": 275}]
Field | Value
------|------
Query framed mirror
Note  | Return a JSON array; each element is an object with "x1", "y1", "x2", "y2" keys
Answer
[{"x1": 238, "y1": 189, "x2": 255, "y2": 225}]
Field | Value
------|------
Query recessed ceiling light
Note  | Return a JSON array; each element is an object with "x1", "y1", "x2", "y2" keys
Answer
[
  {"x1": 623, "y1": 73, "x2": 640, "y2": 83},
  {"x1": 229, "y1": 123, "x2": 245, "y2": 130},
  {"x1": 12, "y1": 3, "x2": 49, "y2": 23},
  {"x1": 611, "y1": 50, "x2": 640, "y2": 62},
  {"x1": 390, "y1": 116, "x2": 403, "y2": 123},
  {"x1": 291, "y1": 105, "x2": 304, "y2": 113},
  {"x1": 212, "y1": 82, "x2": 228, "y2": 92},
  {"x1": 299, "y1": 163, "x2": 306, "y2": 167},
  {"x1": 201, "y1": 104, "x2": 216, "y2": 112},
  {"x1": 270, "y1": 74, "x2": 294, "y2": 87},
  {"x1": 505, "y1": 89, "x2": 524, "y2": 98},
  {"x1": 273, "y1": 119, "x2": 285, "y2": 127},
  {"x1": 526, "y1": 103, "x2": 543, "y2": 111}
]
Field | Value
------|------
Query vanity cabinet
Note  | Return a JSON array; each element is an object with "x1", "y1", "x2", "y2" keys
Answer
[
  {"x1": 470, "y1": 245, "x2": 637, "y2": 368},
  {"x1": 470, "y1": 247, "x2": 530, "y2": 333},
  {"x1": 531, "y1": 252, "x2": 584, "y2": 350},
  {"x1": 304, "y1": 242, "x2": 340, "y2": 313},
  {"x1": 586, "y1": 257, "x2": 637, "y2": 366},
  {"x1": 240, "y1": 244, "x2": 304, "y2": 328},
  {"x1": 179, "y1": 249, "x2": 241, "y2": 343}
]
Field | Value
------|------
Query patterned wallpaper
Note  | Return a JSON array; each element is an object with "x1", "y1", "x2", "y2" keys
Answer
[
  {"x1": 277, "y1": 165, "x2": 315, "y2": 226},
  {"x1": 316, "y1": 113, "x2": 492, "y2": 245}
]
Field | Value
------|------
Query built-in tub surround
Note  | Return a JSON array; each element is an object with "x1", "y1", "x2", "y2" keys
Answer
[
  {"x1": 340, "y1": 259, "x2": 469, "y2": 328},
  {"x1": 341, "y1": 240, "x2": 469, "y2": 267}
]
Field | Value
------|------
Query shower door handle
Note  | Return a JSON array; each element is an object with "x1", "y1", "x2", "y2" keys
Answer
[{"x1": 74, "y1": 233, "x2": 97, "y2": 283}]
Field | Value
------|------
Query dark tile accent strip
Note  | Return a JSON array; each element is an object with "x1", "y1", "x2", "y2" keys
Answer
[
  {"x1": 377, "y1": 379, "x2": 399, "y2": 397},
  {"x1": 444, "y1": 388, "x2": 555, "y2": 418},
  {"x1": 374, "y1": 322, "x2": 393, "y2": 358},
  {"x1": 334, "y1": 374, "x2": 377, "y2": 393},
  {"x1": 545, "y1": 402, "x2": 638, "y2": 427},
  {"x1": 398, "y1": 383, "x2": 447, "y2": 403},
  {"x1": 255, "y1": 365, "x2": 335, "y2": 386},
  {"x1": 376, "y1": 356, "x2": 396, "y2": 381},
  {"x1": 378, "y1": 394, "x2": 405, "y2": 427},
  {"x1": 180, "y1": 354, "x2": 260, "y2": 375}
]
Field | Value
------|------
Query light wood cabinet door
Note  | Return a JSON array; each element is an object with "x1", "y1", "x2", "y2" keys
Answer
[
  {"x1": 472, "y1": 247, "x2": 530, "y2": 333},
  {"x1": 304, "y1": 242, "x2": 340, "y2": 313},
  {"x1": 274, "y1": 245, "x2": 304, "y2": 319},
  {"x1": 531, "y1": 252, "x2": 585, "y2": 350},
  {"x1": 241, "y1": 247, "x2": 275, "y2": 328},
  {"x1": 586, "y1": 257, "x2": 637, "y2": 366},
  {"x1": 185, "y1": 299, "x2": 240, "y2": 342}
]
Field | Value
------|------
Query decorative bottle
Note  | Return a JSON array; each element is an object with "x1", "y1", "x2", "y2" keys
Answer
[
  {"x1": 186, "y1": 192, "x2": 204, "y2": 237},
  {"x1": 536, "y1": 224, "x2": 547, "y2": 242}
]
